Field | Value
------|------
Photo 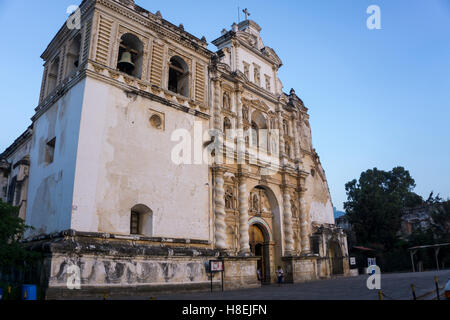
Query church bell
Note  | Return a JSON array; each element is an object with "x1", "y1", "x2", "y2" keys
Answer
[{"x1": 118, "y1": 51, "x2": 135, "y2": 74}]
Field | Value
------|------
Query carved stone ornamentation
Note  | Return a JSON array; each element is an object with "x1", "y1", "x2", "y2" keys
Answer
[
  {"x1": 225, "y1": 186, "x2": 236, "y2": 210},
  {"x1": 223, "y1": 92, "x2": 231, "y2": 111},
  {"x1": 238, "y1": 175, "x2": 251, "y2": 255},
  {"x1": 283, "y1": 190, "x2": 295, "y2": 256},
  {"x1": 242, "y1": 105, "x2": 249, "y2": 122},
  {"x1": 214, "y1": 169, "x2": 227, "y2": 250}
]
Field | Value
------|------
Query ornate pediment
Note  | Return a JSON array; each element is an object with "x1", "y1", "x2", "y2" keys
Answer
[
  {"x1": 237, "y1": 32, "x2": 260, "y2": 49},
  {"x1": 232, "y1": 70, "x2": 249, "y2": 83},
  {"x1": 216, "y1": 62, "x2": 231, "y2": 74},
  {"x1": 242, "y1": 97, "x2": 270, "y2": 112},
  {"x1": 261, "y1": 46, "x2": 282, "y2": 67}
]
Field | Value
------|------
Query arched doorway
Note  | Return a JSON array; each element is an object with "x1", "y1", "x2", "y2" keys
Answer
[
  {"x1": 249, "y1": 224, "x2": 270, "y2": 284},
  {"x1": 329, "y1": 240, "x2": 344, "y2": 275},
  {"x1": 247, "y1": 185, "x2": 281, "y2": 284}
]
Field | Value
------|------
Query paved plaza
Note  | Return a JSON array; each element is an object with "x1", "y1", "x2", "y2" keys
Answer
[{"x1": 154, "y1": 270, "x2": 450, "y2": 300}]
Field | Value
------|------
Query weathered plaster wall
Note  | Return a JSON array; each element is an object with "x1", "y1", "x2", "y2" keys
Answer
[
  {"x1": 71, "y1": 77, "x2": 211, "y2": 240},
  {"x1": 48, "y1": 253, "x2": 213, "y2": 289},
  {"x1": 302, "y1": 151, "x2": 335, "y2": 225},
  {"x1": 26, "y1": 80, "x2": 86, "y2": 237}
]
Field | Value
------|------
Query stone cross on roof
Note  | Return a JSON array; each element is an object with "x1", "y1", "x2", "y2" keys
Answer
[{"x1": 243, "y1": 8, "x2": 251, "y2": 20}]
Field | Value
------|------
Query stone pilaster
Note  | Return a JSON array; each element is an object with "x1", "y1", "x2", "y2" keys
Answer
[
  {"x1": 238, "y1": 174, "x2": 251, "y2": 255},
  {"x1": 276, "y1": 104, "x2": 286, "y2": 166},
  {"x1": 293, "y1": 113, "x2": 302, "y2": 168},
  {"x1": 235, "y1": 86, "x2": 245, "y2": 164},
  {"x1": 213, "y1": 78, "x2": 222, "y2": 131},
  {"x1": 282, "y1": 188, "x2": 295, "y2": 256},
  {"x1": 233, "y1": 40, "x2": 240, "y2": 73},
  {"x1": 299, "y1": 188, "x2": 311, "y2": 254},
  {"x1": 214, "y1": 168, "x2": 227, "y2": 250}
]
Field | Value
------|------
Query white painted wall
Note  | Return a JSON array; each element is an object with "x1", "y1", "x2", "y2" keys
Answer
[
  {"x1": 25, "y1": 80, "x2": 86, "y2": 237},
  {"x1": 71, "y1": 77, "x2": 211, "y2": 240},
  {"x1": 237, "y1": 46, "x2": 275, "y2": 93}
]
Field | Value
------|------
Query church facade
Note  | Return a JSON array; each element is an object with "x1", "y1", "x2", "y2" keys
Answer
[{"x1": 0, "y1": 0, "x2": 349, "y2": 298}]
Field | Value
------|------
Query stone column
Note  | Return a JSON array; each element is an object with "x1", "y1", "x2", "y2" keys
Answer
[
  {"x1": 282, "y1": 188, "x2": 295, "y2": 256},
  {"x1": 213, "y1": 78, "x2": 224, "y2": 164},
  {"x1": 235, "y1": 86, "x2": 245, "y2": 164},
  {"x1": 214, "y1": 168, "x2": 227, "y2": 250},
  {"x1": 299, "y1": 188, "x2": 311, "y2": 254},
  {"x1": 293, "y1": 113, "x2": 302, "y2": 167},
  {"x1": 276, "y1": 104, "x2": 286, "y2": 166},
  {"x1": 213, "y1": 78, "x2": 222, "y2": 130},
  {"x1": 233, "y1": 40, "x2": 240, "y2": 73},
  {"x1": 238, "y1": 174, "x2": 251, "y2": 255}
]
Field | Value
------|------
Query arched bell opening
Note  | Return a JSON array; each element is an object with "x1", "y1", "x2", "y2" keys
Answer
[
  {"x1": 168, "y1": 56, "x2": 189, "y2": 97},
  {"x1": 117, "y1": 33, "x2": 144, "y2": 78},
  {"x1": 47, "y1": 57, "x2": 60, "y2": 95},
  {"x1": 66, "y1": 34, "x2": 81, "y2": 76}
]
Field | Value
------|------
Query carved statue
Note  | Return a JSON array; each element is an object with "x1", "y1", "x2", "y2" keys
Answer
[
  {"x1": 242, "y1": 105, "x2": 249, "y2": 121},
  {"x1": 252, "y1": 194, "x2": 259, "y2": 213},
  {"x1": 243, "y1": 64, "x2": 250, "y2": 79},
  {"x1": 286, "y1": 143, "x2": 291, "y2": 158},
  {"x1": 223, "y1": 93, "x2": 230, "y2": 111},
  {"x1": 291, "y1": 200, "x2": 298, "y2": 218},
  {"x1": 225, "y1": 187, "x2": 234, "y2": 210},
  {"x1": 261, "y1": 192, "x2": 271, "y2": 214},
  {"x1": 270, "y1": 117, "x2": 276, "y2": 130},
  {"x1": 270, "y1": 134, "x2": 278, "y2": 155},
  {"x1": 254, "y1": 68, "x2": 260, "y2": 85}
]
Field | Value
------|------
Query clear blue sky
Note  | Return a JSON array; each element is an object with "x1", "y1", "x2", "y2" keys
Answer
[{"x1": 0, "y1": 0, "x2": 449, "y2": 210}]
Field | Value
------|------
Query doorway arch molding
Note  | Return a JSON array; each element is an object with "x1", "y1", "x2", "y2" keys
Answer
[{"x1": 249, "y1": 217, "x2": 273, "y2": 242}]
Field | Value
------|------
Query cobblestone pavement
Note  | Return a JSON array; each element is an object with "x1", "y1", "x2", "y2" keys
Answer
[{"x1": 152, "y1": 270, "x2": 450, "y2": 301}]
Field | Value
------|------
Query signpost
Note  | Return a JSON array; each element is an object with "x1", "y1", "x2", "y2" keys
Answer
[{"x1": 209, "y1": 260, "x2": 225, "y2": 293}]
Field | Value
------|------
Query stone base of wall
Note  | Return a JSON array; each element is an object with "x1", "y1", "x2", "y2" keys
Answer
[
  {"x1": 282, "y1": 255, "x2": 319, "y2": 283},
  {"x1": 46, "y1": 282, "x2": 224, "y2": 300},
  {"x1": 222, "y1": 257, "x2": 261, "y2": 291},
  {"x1": 21, "y1": 230, "x2": 259, "y2": 299}
]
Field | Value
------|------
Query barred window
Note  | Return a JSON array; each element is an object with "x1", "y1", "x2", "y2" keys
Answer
[{"x1": 130, "y1": 211, "x2": 140, "y2": 235}]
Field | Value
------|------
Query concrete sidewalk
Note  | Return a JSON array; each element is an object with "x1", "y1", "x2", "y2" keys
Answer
[{"x1": 149, "y1": 270, "x2": 450, "y2": 301}]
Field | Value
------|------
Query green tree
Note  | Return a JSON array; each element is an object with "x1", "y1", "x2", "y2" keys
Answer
[
  {"x1": 344, "y1": 167, "x2": 422, "y2": 250},
  {"x1": 0, "y1": 200, "x2": 39, "y2": 272},
  {"x1": 426, "y1": 193, "x2": 450, "y2": 243}
]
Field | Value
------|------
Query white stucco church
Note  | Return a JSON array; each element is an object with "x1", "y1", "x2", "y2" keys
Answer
[{"x1": 0, "y1": 0, "x2": 349, "y2": 298}]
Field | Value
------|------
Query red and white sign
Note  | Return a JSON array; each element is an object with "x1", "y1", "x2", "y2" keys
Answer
[{"x1": 210, "y1": 261, "x2": 224, "y2": 272}]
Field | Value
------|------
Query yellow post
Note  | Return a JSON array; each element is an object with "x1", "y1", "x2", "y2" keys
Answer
[
  {"x1": 411, "y1": 284, "x2": 417, "y2": 300},
  {"x1": 24, "y1": 289, "x2": 27, "y2": 300},
  {"x1": 378, "y1": 290, "x2": 383, "y2": 300},
  {"x1": 434, "y1": 276, "x2": 440, "y2": 300},
  {"x1": 103, "y1": 292, "x2": 107, "y2": 300}
]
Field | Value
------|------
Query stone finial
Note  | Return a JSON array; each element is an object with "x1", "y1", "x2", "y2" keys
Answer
[
  {"x1": 290, "y1": 88, "x2": 296, "y2": 96},
  {"x1": 155, "y1": 10, "x2": 162, "y2": 18},
  {"x1": 179, "y1": 24, "x2": 184, "y2": 30},
  {"x1": 221, "y1": 28, "x2": 227, "y2": 35},
  {"x1": 232, "y1": 23, "x2": 238, "y2": 32},
  {"x1": 201, "y1": 36, "x2": 207, "y2": 43}
]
